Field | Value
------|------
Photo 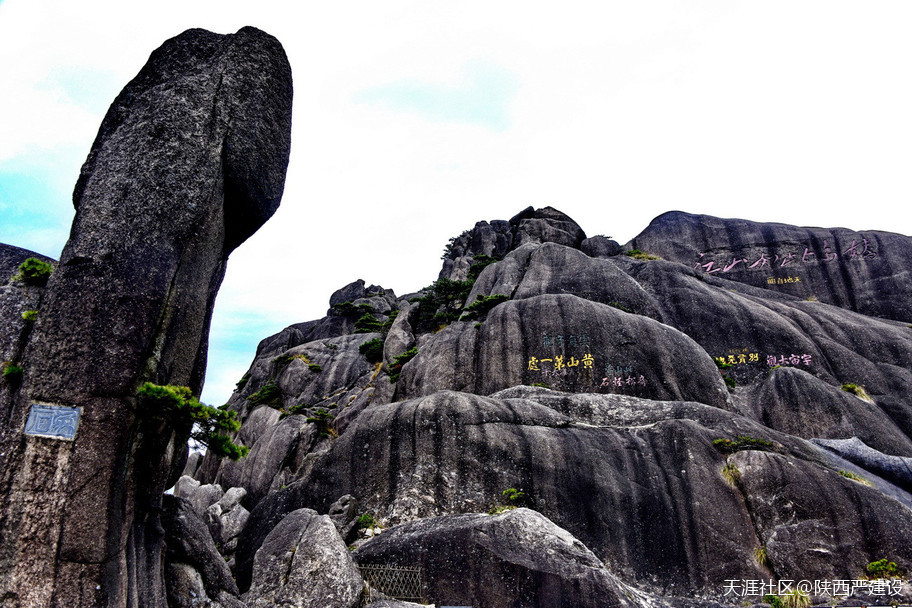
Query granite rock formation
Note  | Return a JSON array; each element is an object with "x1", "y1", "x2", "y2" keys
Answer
[
  {"x1": 354, "y1": 508, "x2": 643, "y2": 608},
  {"x1": 628, "y1": 210, "x2": 912, "y2": 322},
  {"x1": 190, "y1": 207, "x2": 912, "y2": 607},
  {"x1": 0, "y1": 25, "x2": 291, "y2": 608},
  {"x1": 2, "y1": 38, "x2": 911, "y2": 603}
]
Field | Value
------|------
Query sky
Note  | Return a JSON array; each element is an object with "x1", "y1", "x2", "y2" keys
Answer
[{"x1": 1, "y1": 1, "x2": 911, "y2": 405}]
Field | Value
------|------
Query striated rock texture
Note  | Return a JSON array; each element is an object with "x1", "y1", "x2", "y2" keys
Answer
[
  {"x1": 190, "y1": 207, "x2": 912, "y2": 607},
  {"x1": 245, "y1": 508, "x2": 363, "y2": 608},
  {"x1": 628, "y1": 210, "x2": 912, "y2": 322},
  {"x1": 0, "y1": 26, "x2": 291, "y2": 608}
]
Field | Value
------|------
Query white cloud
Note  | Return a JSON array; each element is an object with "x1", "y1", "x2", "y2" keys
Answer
[{"x1": 2, "y1": 0, "x2": 912, "y2": 404}]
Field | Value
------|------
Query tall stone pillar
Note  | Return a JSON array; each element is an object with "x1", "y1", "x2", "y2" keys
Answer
[{"x1": 0, "y1": 26, "x2": 292, "y2": 607}]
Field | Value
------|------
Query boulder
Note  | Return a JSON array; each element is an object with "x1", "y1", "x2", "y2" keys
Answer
[
  {"x1": 581, "y1": 235, "x2": 623, "y2": 258},
  {"x1": 202, "y1": 486, "x2": 249, "y2": 553},
  {"x1": 173, "y1": 475, "x2": 201, "y2": 500},
  {"x1": 246, "y1": 507, "x2": 363, "y2": 608},
  {"x1": 161, "y1": 494, "x2": 241, "y2": 601},
  {"x1": 354, "y1": 508, "x2": 642, "y2": 608},
  {"x1": 742, "y1": 367, "x2": 912, "y2": 456},
  {"x1": 189, "y1": 483, "x2": 225, "y2": 516},
  {"x1": 328, "y1": 494, "x2": 360, "y2": 544},
  {"x1": 0, "y1": 25, "x2": 291, "y2": 607},
  {"x1": 509, "y1": 205, "x2": 587, "y2": 249}
]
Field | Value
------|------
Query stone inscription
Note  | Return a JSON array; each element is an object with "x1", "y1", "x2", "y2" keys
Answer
[
  {"x1": 695, "y1": 238, "x2": 878, "y2": 274},
  {"x1": 541, "y1": 333, "x2": 590, "y2": 348},
  {"x1": 767, "y1": 276, "x2": 802, "y2": 285},
  {"x1": 714, "y1": 353, "x2": 761, "y2": 365},
  {"x1": 714, "y1": 352, "x2": 813, "y2": 367},
  {"x1": 767, "y1": 353, "x2": 813, "y2": 367},
  {"x1": 527, "y1": 353, "x2": 595, "y2": 373},
  {"x1": 24, "y1": 404, "x2": 82, "y2": 440}
]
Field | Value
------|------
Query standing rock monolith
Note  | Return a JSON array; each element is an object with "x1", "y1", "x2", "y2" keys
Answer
[{"x1": 0, "y1": 26, "x2": 292, "y2": 607}]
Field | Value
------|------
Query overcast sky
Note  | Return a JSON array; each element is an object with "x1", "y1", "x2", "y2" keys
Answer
[{"x1": 1, "y1": 1, "x2": 911, "y2": 405}]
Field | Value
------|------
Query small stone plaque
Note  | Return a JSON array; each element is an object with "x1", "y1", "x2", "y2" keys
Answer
[{"x1": 24, "y1": 404, "x2": 82, "y2": 440}]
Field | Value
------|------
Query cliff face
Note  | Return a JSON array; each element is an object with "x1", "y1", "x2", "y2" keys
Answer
[
  {"x1": 629, "y1": 210, "x2": 912, "y2": 322},
  {"x1": 186, "y1": 207, "x2": 912, "y2": 607}
]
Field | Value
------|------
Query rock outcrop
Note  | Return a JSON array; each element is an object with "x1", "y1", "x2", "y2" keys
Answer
[
  {"x1": 628, "y1": 210, "x2": 912, "y2": 322},
  {"x1": 245, "y1": 508, "x2": 363, "y2": 608},
  {"x1": 187, "y1": 206, "x2": 912, "y2": 607},
  {"x1": 354, "y1": 508, "x2": 644, "y2": 608},
  {"x1": 4, "y1": 83, "x2": 912, "y2": 606},
  {"x1": 0, "y1": 26, "x2": 291, "y2": 607}
]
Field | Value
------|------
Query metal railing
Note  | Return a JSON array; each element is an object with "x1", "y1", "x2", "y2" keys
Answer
[{"x1": 359, "y1": 564, "x2": 425, "y2": 605}]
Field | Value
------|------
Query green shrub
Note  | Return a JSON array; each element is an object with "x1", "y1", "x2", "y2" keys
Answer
[
  {"x1": 441, "y1": 230, "x2": 470, "y2": 260},
  {"x1": 460, "y1": 294, "x2": 509, "y2": 321},
  {"x1": 279, "y1": 403, "x2": 309, "y2": 420},
  {"x1": 754, "y1": 545, "x2": 768, "y2": 567},
  {"x1": 331, "y1": 301, "x2": 375, "y2": 317},
  {"x1": 356, "y1": 512, "x2": 377, "y2": 529},
  {"x1": 467, "y1": 254, "x2": 498, "y2": 281},
  {"x1": 308, "y1": 363, "x2": 322, "y2": 373},
  {"x1": 780, "y1": 589, "x2": 810, "y2": 608},
  {"x1": 359, "y1": 337, "x2": 385, "y2": 363},
  {"x1": 608, "y1": 301, "x2": 633, "y2": 313},
  {"x1": 721, "y1": 462, "x2": 741, "y2": 487},
  {"x1": 379, "y1": 309, "x2": 399, "y2": 333},
  {"x1": 388, "y1": 347, "x2": 418, "y2": 382},
  {"x1": 306, "y1": 407, "x2": 336, "y2": 438},
  {"x1": 489, "y1": 487, "x2": 530, "y2": 514},
  {"x1": 14, "y1": 257, "x2": 54, "y2": 287},
  {"x1": 354, "y1": 312, "x2": 383, "y2": 333},
  {"x1": 838, "y1": 469, "x2": 871, "y2": 486},
  {"x1": 762, "y1": 594, "x2": 784, "y2": 608},
  {"x1": 136, "y1": 382, "x2": 248, "y2": 460},
  {"x1": 272, "y1": 354, "x2": 295, "y2": 367},
  {"x1": 624, "y1": 249, "x2": 659, "y2": 261},
  {"x1": 713, "y1": 357, "x2": 733, "y2": 370},
  {"x1": 713, "y1": 358, "x2": 736, "y2": 388},
  {"x1": 21, "y1": 310, "x2": 38, "y2": 322},
  {"x1": 235, "y1": 373, "x2": 251, "y2": 390},
  {"x1": 2, "y1": 362, "x2": 23, "y2": 384},
  {"x1": 867, "y1": 558, "x2": 903, "y2": 579},
  {"x1": 841, "y1": 383, "x2": 873, "y2": 402},
  {"x1": 502, "y1": 488, "x2": 526, "y2": 504},
  {"x1": 412, "y1": 278, "x2": 474, "y2": 332},
  {"x1": 713, "y1": 435, "x2": 774, "y2": 454},
  {"x1": 248, "y1": 381, "x2": 282, "y2": 407}
]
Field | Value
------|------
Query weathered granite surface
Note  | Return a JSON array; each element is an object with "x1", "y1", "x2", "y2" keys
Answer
[
  {"x1": 199, "y1": 208, "x2": 912, "y2": 607},
  {"x1": 0, "y1": 25, "x2": 291, "y2": 607},
  {"x1": 628, "y1": 210, "x2": 912, "y2": 322}
]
